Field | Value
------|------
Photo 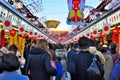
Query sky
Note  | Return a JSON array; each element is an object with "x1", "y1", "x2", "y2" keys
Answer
[{"x1": 35, "y1": 0, "x2": 101, "y2": 32}]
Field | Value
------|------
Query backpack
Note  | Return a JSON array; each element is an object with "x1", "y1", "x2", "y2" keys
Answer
[
  {"x1": 56, "y1": 60, "x2": 63, "y2": 76},
  {"x1": 87, "y1": 55, "x2": 102, "y2": 80}
]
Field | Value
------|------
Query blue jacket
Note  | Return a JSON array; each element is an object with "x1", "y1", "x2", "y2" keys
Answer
[
  {"x1": 0, "y1": 71, "x2": 29, "y2": 80},
  {"x1": 110, "y1": 60, "x2": 120, "y2": 80},
  {"x1": 67, "y1": 49, "x2": 77, "y2": 60}
]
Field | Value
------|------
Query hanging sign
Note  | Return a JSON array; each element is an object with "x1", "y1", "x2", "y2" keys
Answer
[
  {"x1": 18, "y1": 25, "x2": 25, "y2": 34},
  {"x1": 2, "y1": 18, "x2": 12, "y2": 30},
  {"x1": 102, "y1": 24, "x2": 110, "y2": 34},
  {"x1": 92, "y1": 29, "x2": 98, "y2": 37}
]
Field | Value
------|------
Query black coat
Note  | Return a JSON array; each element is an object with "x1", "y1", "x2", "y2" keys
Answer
[
  {"x1": 73, "y1": 51, "x2": 104, "y2": 80},
  {"x1": 24, "y1": 47, "x2": 57, "y2": 80}
]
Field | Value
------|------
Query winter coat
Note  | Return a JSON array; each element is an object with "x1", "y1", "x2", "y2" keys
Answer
[
  {"x1": 89, "y1": 46, "x2": 106, "y2": 64},
  {"x1": 103, "y1": 53, "x2": 113, "y2": 80},
  {"x1": 24, "y1": 47, "x2": 57, "y2": 80},
  {"x1": 110, "y1": 60, "x2": 120, "y2": 80},
  {"x1": 67, "y1": 49, "x2": 77, "y2": 80},
  {"x1": 67, "y1": 49, "x2": 77, "y2": 60},
  {"x1": 0, "y1": 57, "x2": 3, "y2": 74},
  {"x1": 73, "y1": 51, "x2": 104, "y2": 80}
]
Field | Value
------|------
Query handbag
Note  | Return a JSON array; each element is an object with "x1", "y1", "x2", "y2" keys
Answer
[{"x1": 87, "y1": 55, "x2": 102, "y2": 80}]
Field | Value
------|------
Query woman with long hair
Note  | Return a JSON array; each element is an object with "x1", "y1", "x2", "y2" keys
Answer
[{"x1": 24, "y1": 39, "x2": 57, "y2": 80}]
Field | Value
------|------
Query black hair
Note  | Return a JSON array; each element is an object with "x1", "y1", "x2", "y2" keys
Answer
[
  {"x1": 101, "y1": 47, "x2": 108, "y2": 53},
  {"x1": 1, "y1": 53, "x2": 20, "y2": 71},
  {"x1": 71, "y1": 43, "x2": 79, "y2": 49},
  {"x1": 8, "y1": 44, "x2": 18, "y2": 54},
  {"x1": 32, "y1": 40, "x2": 37, "y2": 44}
]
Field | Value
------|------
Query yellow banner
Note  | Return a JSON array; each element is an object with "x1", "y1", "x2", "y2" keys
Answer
[
  {"x1": 10, "y1": 35, "x2": 18, "y2": 46},
  {"x1": 18, "y1": 36, "x2": 26, "y2": 56}
]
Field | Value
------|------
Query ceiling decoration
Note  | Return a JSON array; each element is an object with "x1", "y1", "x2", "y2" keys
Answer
[
  {"x1": 67, "y1": 0, "x2": 85, "y2": 25},
  {"x1": 20, "y1": 0, "x2": 44, "y2": 14},
  {"x1": 44, "y1": 20, "x2": 60, "y2": 28}
]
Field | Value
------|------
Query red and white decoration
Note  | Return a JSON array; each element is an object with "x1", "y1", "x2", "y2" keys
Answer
[
  {"x1": 34, "y1": 32, "x2": 38, "y2": 37},
  {"x1": 86, "y1": 33, "x2": 91, "y2": 38},
  {"x1": 92, "y1": 29, "x2": 98, "y2": 37},
  {"x1": 102, "y1": 24, "x2": 110, "y2": 34},
  {"x1": 18, "y1": 25, "x2": 25, "y2": 34},
  {"x1": 2, "y1": 18, "x2": 12, "y2": 30},
  {"x1": 28, "y1": 30, "x2": 33, "y2": 36}
]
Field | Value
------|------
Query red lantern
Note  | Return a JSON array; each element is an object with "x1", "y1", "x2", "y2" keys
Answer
[
  {"x1": 86, "y1": 33, "x2": 90, "y2": 37},
  {"x1": 9, "y1": 29, "x2": 16, "y2": 36},
  {"x1": 112, "y1": 28, "x2": 120, "y2": 34},
  {"x1": 34, "y1": 32, "x2": 37, "y2": 36},
  {"x1": 21, "y1": 34, "x2": 26, "y2": 38},
  {"x1": 100, "y1": 32, "x2": 105, "y2": 37}
]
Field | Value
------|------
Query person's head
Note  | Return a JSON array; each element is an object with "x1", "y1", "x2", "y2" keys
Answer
[
  {"x1": 101, "y1": 45, "x2": 108, "y2": 53},
  {"x1": 109, "y1": 42, "x2": 116, "y2": 54},
  {"x1": 1, "y1": 53, "x2": 20, "y2": 72},
  {"x1": 8, "y1": 44, "x2": 18, "y2": 54},
  {"x1": 110, "y1": 42, "x2": 116, "y2": 49},
  {"x1": 57, "y1": 57, "x2": 61, "y2": 61},
  {"x1": 48, "y1": 43, "x2": 54, "y2": 50},
  {"x1": 31, "y1": 40, "x2": 37, "y2": 48},
  {"x1": 78, "y1": 37, "x2": 90, "y2": 50},
  {"x1": 37, "y1": 39, "x2": 48, "y2": 51},
  {"x1": 71, "y1": 43, "x2": 79, "y2": 51}
]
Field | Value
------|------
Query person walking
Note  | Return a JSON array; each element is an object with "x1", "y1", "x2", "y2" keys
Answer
[
  {"x1": 24, "y1": 39, "x2": 57, "y2": 80},
  {"x1": 73, "y1": 37, "x2": 104, "y2": 80},
  {"x1": 0, "y1": 53, "x2": 29, "y2": 80}
]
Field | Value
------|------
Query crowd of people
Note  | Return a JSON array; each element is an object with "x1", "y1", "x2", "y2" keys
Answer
[{"x1": 0, "y1": 37, "x2": 120, "y2": 80}]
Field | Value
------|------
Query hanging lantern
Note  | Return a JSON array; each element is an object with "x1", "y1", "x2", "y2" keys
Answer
[
  {"x1": 9, "y1": 29, "x2": 16, "y2": 36},
  {"x1": 34, "y1": 32, "x2": 37, "y2": 36},
  {"x1": 21, "y1": 34, "x2": 26, "y2": 38},
  {"x1": 86, "y1": 33, "x2": 90, "y2": 37},
  {"x1": 112, "y1": 28, "x2": 120, "y2": 34},
  {"x1": 100, "y1": 32, "x2": 105, "y2": 37}
]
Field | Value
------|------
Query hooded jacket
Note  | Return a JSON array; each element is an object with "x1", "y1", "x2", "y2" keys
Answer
[{"x1": 89, "y1": 46, "x2": 106, "y2": 64}]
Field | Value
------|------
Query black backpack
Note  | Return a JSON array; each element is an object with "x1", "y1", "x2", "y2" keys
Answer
[{"x1": 87, "y1": 55, "x2": 103, "y2": 80}]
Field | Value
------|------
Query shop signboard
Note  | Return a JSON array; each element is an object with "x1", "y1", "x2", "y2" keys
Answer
[
  {"x1": 0, "y1": 5, "x2": 8, "y2": 19},
  {"x1": 17, "y1": 18, "x2": 22, "y2": 26},
  {"x1": 7, "y1": 12, "x2": 19, "y2": 26},
  {"x1": 96, "y1": 18, "x2": 107, "y2": 30},
  {"x1": 107, "y1": 10, "x2": 120, "y2": 26}
]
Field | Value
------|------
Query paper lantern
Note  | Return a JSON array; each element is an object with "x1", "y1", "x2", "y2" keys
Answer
[
  {"x1": 112, "y1": 28, "x2": 120, "y2": 34},
  {"x1": 9, "y1": 29, "x2": 16, "y2": 36},
  {"x1": 86, "y1": 33, "x2": 90, "y2": 37},
  {"x1": 21, "y1": 34, "x2": 26, "y2": 38}
]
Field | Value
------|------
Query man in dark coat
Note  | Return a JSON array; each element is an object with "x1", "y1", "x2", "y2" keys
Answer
[
  {"x1": 23, "y1": 47, "x2": 57, "y2": 80},
  {"x1": 67, "y1": 43, "x2": 79, "y2": 80},
  {"x1": 73, "y1": 37, "x2": 104, "y2": 80}
]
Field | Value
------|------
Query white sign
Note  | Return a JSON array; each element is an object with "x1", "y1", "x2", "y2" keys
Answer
[
  {"x1": 96, "y1": 18, "x2": 107, "y2": 30},
  {"x1": 107, "y1": 10, "x2": 120, "y2": 25},
  {"x1": 2, "y1": 18, "x2": 12, "y2": 30},
  {"x1": 0, "y1": 6, "x2": 8, "y2": 18},
  {"x1": 102, "y1": 24, "x2": 111, "y2": 34},
  {"x1": 18, "y1": 25, "x2": 25, "y2": 34}
]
